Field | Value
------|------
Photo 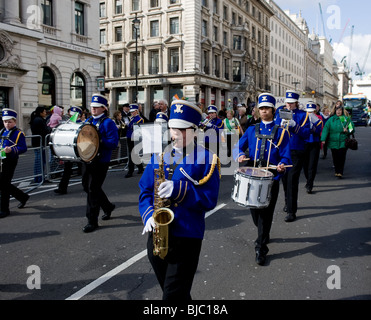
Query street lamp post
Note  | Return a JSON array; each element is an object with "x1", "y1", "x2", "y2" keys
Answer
[{"x1": 132, "y1": 14, "x2": 140, "y2": 103}]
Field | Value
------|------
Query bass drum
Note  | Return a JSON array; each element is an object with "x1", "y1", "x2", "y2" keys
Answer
[
  {"x1": 231, "y1": 167, "x2": 274, "y2": 208},
  {"x1": 50, "y1": 122, "x2": 100, "y2": 162}
]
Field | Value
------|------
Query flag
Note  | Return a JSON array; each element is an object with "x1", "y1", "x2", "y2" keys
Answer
[
  {"x1": 348, "y1": 121, "x2": 354, "y2": 133},
  {"x1": 69, "y1": 112, "x2": 79, "y2": 123},
  {"x1": 173, "y1": 94, "x2": 180, "y2": 101}
]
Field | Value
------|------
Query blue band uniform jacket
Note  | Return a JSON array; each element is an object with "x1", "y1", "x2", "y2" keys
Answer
[
  {"x1": 203, "y1": 117, "x2": 224, "y2": 144},
  {"x1": 126, "y1": 115, "x2": 144, "y2": 139},
  {"x1": 274, "y1": 106, "x2": 311, "y2": 151},
  {"x1": 139, "y1": 145, "x2": 220, "y2": 239},
  {"x1": 232, "y1": 122, "x2": 292, "y2": 181},
  {"x1": 85, "y1": 116, "x2": 119, "y2": 163},
  {"x1": 1, "y1": 127, "x2": 27, "y2": 159}
]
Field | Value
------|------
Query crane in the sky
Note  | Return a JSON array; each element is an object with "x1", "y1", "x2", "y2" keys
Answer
[{"x1": 355, "y1": 40, "x2": 371, "y2": 80}]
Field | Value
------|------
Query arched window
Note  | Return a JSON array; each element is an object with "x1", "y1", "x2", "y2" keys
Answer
[
  {"x1": 38, "y1": 67, "x2": 56, "y2": 107},
  {"x1": 70, "y1": 72, "x2": 86, "y2": 108}
]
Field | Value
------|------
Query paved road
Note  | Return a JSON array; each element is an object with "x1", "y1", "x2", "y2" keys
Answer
[{"x1": 1, "y1": 127, "x2": 370, "y2": 303}]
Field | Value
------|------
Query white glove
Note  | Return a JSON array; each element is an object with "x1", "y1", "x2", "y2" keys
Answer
[
  {"x1": 288, "y1": 119, "x2": 296, "y2": 127},
  {"x1": 206, "y1": 122, "x2": 213, "y2": 128},
  {"x1": 281, "y1": 119, "x2": 289, "y2": 127},
  {"x1": 142, "y1": 216, "x2": 156, "y2": 235},
  {"x1": 158, "y1": 180, "x2": 174, "y2": 199},
  {"x1": 309, "y1": 113, "x2": 318, "y2": 124}
]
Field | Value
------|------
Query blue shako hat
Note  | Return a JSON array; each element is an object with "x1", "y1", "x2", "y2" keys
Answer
[
  {"x1": 306, "y1": 102, "x2": 317, "y2": 112},
  {"x1": 169, "y1": 100, "x2": 202, "y2": 129},
  {"x1": 2, "y1": 108, "x2": 17, "y2": 120},
  {"x1": 129, "y1": 104, "x2": 139, "y2": 112},
  {"x1": 91, "y1": 94, "x2": 108, "y2": 109},
  {"x1": 155, "y1": 112, "x2": 169, "y2": 123},
  {"x1": 207, "y1": 105, "x2": 218, "y2": 114},
  {"x1": 258, "y1": 93, "x2": 276, "y2": 109},
  {"x1": 70, "y1": 106, "x2": 82, "y2": 115},
  {"x1": 285, "y1": 90, "x2": 300, "y2": 103}
]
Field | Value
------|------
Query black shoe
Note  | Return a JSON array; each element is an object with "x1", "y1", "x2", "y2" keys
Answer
[
  {"x1": 54, "y1": 189, "x2": 67, "y2": 195},
  {"x1": 125, "y1": 172, "x2": 133, "y2": 178},
  {"x1": 82, "y1": 223, "x2": 99, "y2": 233},
  {"x1": 255, "y1": 251, "x2": 267, "y2": 266},
  {"x1": 137, "y1": 168, "x2": 144, "y2": 174},
  {"x1": 17, "y1": 195, "x2": 30, "y2": 209},
  {"x1": 283, "y1": 204, "x2": 287, "y2": 212},
  {"x1": 285, "y1": 213, "x2": 296, "y2": 222},
  {"x1": 102, "y1": 204, "x2": 115, "y2": 221},
  {"x1": 0, "y1": 211, "x2": 10, "y2": 219},
  {"x1": 306, "y1": 187, "x2": 312, "y2": 194}
]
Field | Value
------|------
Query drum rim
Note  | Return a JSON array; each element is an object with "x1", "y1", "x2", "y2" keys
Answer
[
  {"x1": 235, "y1": 166, "x2": 274, "y2": 178},
  {"x1": 75, "y1": 123, "x2": 99, "y2": 162}
]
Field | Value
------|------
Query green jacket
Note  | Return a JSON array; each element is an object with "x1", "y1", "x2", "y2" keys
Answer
[{"x1": 321, "y1": 115, "x2": 355, "y2": 149}]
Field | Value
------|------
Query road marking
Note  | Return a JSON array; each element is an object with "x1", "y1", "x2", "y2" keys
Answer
[{"x1": 65, "y1": 202, "x2": 227, "y2": 300}]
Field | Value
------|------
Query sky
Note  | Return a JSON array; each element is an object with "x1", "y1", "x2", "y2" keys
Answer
[{"x1": 274, "y1": 0, "x2": 371, "y2": 80}]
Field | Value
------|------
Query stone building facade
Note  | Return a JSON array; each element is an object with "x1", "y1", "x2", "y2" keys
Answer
[
  {"x1": 0, "y1": 0, "x2": 103, "y2": 132},
  {"x1": 100, "y1": 0, "x2": 273, "y2": 116}
]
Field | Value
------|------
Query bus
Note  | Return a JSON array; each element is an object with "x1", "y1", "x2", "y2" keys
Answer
[{"x1": 343, "y1": 94, "x2": 368, "y2": 126}]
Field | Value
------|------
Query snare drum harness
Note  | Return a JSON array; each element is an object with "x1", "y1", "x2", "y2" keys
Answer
[
  {"x1": 254, "y1": 124, "x2": 279, "y2": 168},
  {"x1": 0, "y1": 127, "x2": 17, "y2": 172}
]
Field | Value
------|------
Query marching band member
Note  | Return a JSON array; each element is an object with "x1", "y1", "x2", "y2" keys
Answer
[
  {"x1": 125, "y1": 104, "x2": 144, "y2": 178},
  {"x1": 139, "y1": 99, "x2": 221, "y2": 300},
  {"x1": 82, "y1": 94, "x2": 119, "y2": 233},
  {"x1": 201, "y1": 105, "x2": 224, "y2": 156},
  {"x1": 54, "y1": 106, "x2": 83, "y2": 195},
  {"x1": 303, "y1": 102, "x2": 323, "y2": 194},
  {"x1": 0, "y1": 109, "x2": 29, "y2": 218},
  {"x1": 233, "y1": 93, "x2": 291, "y2": 265},
  {"x1": 274, "y1": 90, "x2": 310, "y2": 222}
]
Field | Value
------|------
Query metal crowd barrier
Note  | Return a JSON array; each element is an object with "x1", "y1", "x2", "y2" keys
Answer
[{"x1": 11, "y1": 135, "x2": 129, "y2": 193}]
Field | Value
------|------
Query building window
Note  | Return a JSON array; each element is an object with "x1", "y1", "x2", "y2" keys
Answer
[
  {"x1": 223, "y1": 31, "x2": 228, "y2": 46},
  {"x1": 170, "y1": 17, "x2": 179, "y2": 34},
  {"x1": 100, "y1": 29, "x2": 106, "y2": 44},
  {"x1": 150, "y1": 0, "x2": 159, "y2": 7},
  {"x1": 169, "y1": 48, "x2": 179, "y2": 73},
  {"x1": 75, "y1": 2, "x2": 84, "y2": 35},
  {"x1": 202, "y1": 50, "x2": 209, "y2": 74},
  {"x1": 213, "y1": 26, "x2": 218, "y2": 42},
  {"x1": 202, "y1": 0, "x2": 208, "y2": 7},
  {"x1": 169, "y1": 0, "x2": 179, "y2": 4},
  {"x1": 115, "y1": 0, "x2": 123, "y2": 14},
  {"x1": 149, "y1": 50, "x2": 159, "y2": 74},
  {"x1": 0, "y1": 87, "x2": 9, "y2": 109},
  {"x1": 70, "y1": 72, "x2": 85, "y2": 107},
  {"x1": 223, "y1": 5, "x2": 228, "y2": 20},
  {"x1": 41, "y1": 0, "x2": 53, "y2": 26},
  {"x1": 213, "y1": 0, "x2": 218, "y2": 14},
  {"x1": 202, "y1": 20, "x2": 208, "y2": 37},
  {"x1": 99, "y1": 2, "x2": 106, "y2": 18},
  {"x1": 233, "y1": 35, "x2": 242, "y2": 50},
  {"x1": 150, "y1": 20, "x2": 159, "y2": 37},
  {"x1": 224, "y1": 58, "x2": 229, "y2": 80},
  {"x1": 113, "y1": 55, "x2": 122, "y2": 77},
  {"x1": 130, "y1": 52, "x2": 140, "y2": 75},
  {"x1": 233, "y1": 61, "x2": 241, "y2": 82},
  {"x1": 38, "y1": 67, "x2": 56, "y2": 107},
  {"x1": 132, "y1": 0, "x2": 140, "y2": 11},
  {"x1": 115, "y1": 26, "x2": 122, "y2": 42}
]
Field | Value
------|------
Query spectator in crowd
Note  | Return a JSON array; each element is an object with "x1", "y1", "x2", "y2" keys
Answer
[
  {"x1": 321, "y1": 102, "x2": 355, "y2": 178},
  {"x1": 244, "y1": 106, "x2": 261, "y2": 130},
  {"x1": 48, "y1": 105, "x2": 63, "y2": 129},
  {"x1": 29, "y1": 106, "x2": 50, "y2": 183},
  {"x1": 237, "y1": 105, "x2": 248, "y2": 130},
  {"x1": 320, "y1": 105, "x2": 331, "y2": 159},
  {"x1": 223, "y1": 109, "x2": 242, "y2": 158},
  {"x1": 149, "y1": 101, "x2": 160, "y2": 122}
]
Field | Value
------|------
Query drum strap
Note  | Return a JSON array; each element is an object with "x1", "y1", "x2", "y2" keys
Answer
[
  {"x1": 254, "y1": 124, "x2": 279, "y2": 167},
  {"x1": 86, "y1": 116, "x2": 108, "y2": 130}
]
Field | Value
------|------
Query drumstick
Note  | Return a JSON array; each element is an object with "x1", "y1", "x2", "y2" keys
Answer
[
  {"x1": 268, "y1": 165, "x2": 293, "y2": 170},
  {"x1": 253, "y1": 138, "x2": 260, "y2": 168},
  {"x1": 265, "y1": 139, "x2": 273, "y2": 174}
]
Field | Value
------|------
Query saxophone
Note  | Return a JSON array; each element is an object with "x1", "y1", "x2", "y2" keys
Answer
[{"x1": 152, "y1": 153, "x2": 174, "y2": 259}]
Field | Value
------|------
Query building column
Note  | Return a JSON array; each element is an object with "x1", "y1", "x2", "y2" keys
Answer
[
  {"x1": 4, "y1": 0, "x2": 21, "y2": 24},
  {"x1": 20, "y1": 0, "x2": 37, "y2": 26}
]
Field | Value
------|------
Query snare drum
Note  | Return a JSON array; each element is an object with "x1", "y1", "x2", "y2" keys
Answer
[
  {"x1": 231, "y1": 167, "x2": 274, "y2": 208},
  {"x1": 50, "y1": 122, "x2": 100, "y2": 162}
]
